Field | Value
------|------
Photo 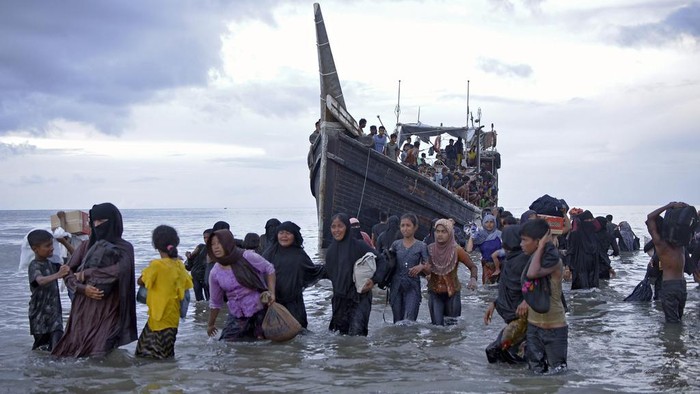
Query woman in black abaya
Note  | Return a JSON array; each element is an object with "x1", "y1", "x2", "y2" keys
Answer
[
  {"x1": 262, "y1": 221, "x2": 323, "y2": 329},
  {"x1": 322, "y1": 213, "x2": 387, "y2": 336},
  {"x1": 567, "y1": 210, "x2": 605, "y2": 289}
]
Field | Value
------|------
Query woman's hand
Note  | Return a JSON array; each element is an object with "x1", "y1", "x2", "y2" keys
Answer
[
  {"x1": 84, "y1": 285, "x2": 104, "y2": 300},
  {"x1": 609, "y1": 268, "x2": 616, "y2": 279},
  {"x1": 516, "y1": 300, "x2": 529, "y2": 318},
  {"x1": 490, "y1": 269, "x2": 501, "y2": 278},
  {"x1": 563, "y1": 266, "x2": 572, "y2": 281},
  {"x1": 207, "y1": 324, "x2": 218, "y2": 337},
  {"x1": 484, "y1": 302, "x2": 495, "y2": 325},
  {"x1": 467, "y1": 277, "x2": 477, "y2": 290},
  {"x1": 361, "y1": 279, "x2": 374, "y2": 293},
  {"x1": 408, "y1": 264, "x2": 425, "y2": 277}
]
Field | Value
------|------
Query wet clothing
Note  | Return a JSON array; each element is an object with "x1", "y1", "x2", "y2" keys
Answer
[
  {"x1": 615, "y1": 221, "x2": 640, "y2": 252},
  {"x1": 495, "y1": 250, "x2": 529, "y2": 324},
  {"x1": 389, "y1": 239, "x2": 428, "y2": 323},
  {"x1": 185, "y1": 244, "x2": 209, "y2": 301},
  {"x1": 595, "y1": 217, "x2": 618, "y2": 276},
  {"x1": 208, "y1": 251, "x2": 274, "y2": 318},
  {"x1": 28, "y1": 259, "x2": 64, "y2": 351},
  {"x1": 140, "y1": 258, "x2": 193, "y2": 332},
  {"x1": 220, "y1": 309, "x2": 266, "y2": 341},
  {"x1": 263, "y1": 222, "x2": 323, "y2": 329},
  {"x1": 135, "y1": 324, "x2": 177, "y2": 359},
  {"x1": 660, "y1": 279, "x2": 687, "y2": 323},
  {"x1": 567, "y1": 212, "x2": 606, "y2": 290},
  {"x1": 53, "y1": 203, "x2": 137, "y2": 358},
  {"x1": 526, "y1": 324, "x2": 568, "y2": 374},
  {"x1": 329, "y1": 291, "x2": 372, "y2": 336},
  {"x1": 322, "y1": 214, "x2": 387, "y2": 336},
  {"x1": 428, "y1": 291, "x2": 461, "y2": 326}
]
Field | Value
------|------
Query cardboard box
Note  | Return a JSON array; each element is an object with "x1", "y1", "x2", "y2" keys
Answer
[
  {"x1": 51, "y1": 211, "x2": 91, "y2": 235},
  {"x1": 538, "y1": 214, "x2": 565, "y2": 235}
]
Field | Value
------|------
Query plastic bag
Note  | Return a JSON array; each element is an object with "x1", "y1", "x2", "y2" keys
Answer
[
  {"x1": 500, "y1": 317, "x2": 527, "y2": 350},
  {"x1": 353, "y1": 252, "x2": 377, "y2": 293},
  {"x1": 18, "y1": 227, "x2": 66, "y2": 272},
  {"x1": 262, "y1": 303, "x2": 302, "y2": 342}
]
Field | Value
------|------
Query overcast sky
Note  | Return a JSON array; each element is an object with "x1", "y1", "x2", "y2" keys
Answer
[{"x1": 0, "y1": 0, "x2": 697, "y2": 211}]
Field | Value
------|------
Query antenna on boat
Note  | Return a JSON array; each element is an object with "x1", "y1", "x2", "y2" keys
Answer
[
  {"x1": 466, "y1": 80, "x2": 470, "y2": 127},
  {"x1": 394, "y1": 80, "x2": 401, "y2": 126},
  {"x1": 377, "y1": 115, "x2": 385, "y2": 128},
  {"x1": 417, "y1": 106, "x2": 421, "y2": 123}
]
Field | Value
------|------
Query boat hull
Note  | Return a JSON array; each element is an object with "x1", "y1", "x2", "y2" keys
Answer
[{"x1": 310, "y1": 122, "x2": 481, "y2": 248}]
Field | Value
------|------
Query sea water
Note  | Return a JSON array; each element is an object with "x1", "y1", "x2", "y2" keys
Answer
[{"x1": 0, "y1": 207, "x2": 698, "y2": 393}]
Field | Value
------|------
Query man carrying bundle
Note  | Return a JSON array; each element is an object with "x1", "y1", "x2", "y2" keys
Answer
[{"x1": 646, "y1": 202, "x2": 698, "y2": 323}]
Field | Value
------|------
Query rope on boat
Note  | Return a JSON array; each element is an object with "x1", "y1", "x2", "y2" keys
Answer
[{"x1": 356, "y1": 148, "x2": 372, "y2": 217}]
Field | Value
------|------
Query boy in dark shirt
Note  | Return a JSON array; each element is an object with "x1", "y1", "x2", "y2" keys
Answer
[{"x1": 27, "y1": 229, "x2": 70, "y2": 351}]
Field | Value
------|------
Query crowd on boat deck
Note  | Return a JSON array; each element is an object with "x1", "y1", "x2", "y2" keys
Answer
[
  {"x1": 311, "y1": 118, "x2": 499, "y2": 208},
  {"x1": 23, "y1": 200, "x2": 699, "y2": 375}
]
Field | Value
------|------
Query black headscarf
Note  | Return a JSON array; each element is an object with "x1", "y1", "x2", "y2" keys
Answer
[
  {"x1": 66, "y1": 202, "x2": 137, "y2": 350},
  {"x1": 377, "y1": 215, "x2": 401, "y2": 252},
  {"x1": 207, "y1": 229, "x2": 266, "y2": 292},
  {"x1": 496, "y1": 224, "x2": 528, "y2": 323},
  {"x1": 264, "y1": 218, "x2": 281, "y2": 243},
  {"x1": 324, "y1": 213, "x2": 381, "y2": 298},
  {"x1": 568, "y1": 210, "x2": 602, "y2": 289},
  {"x1": 501, "y1": 224, "x2": 522, "y2": 251},
  {"x1": 263, "y1": 221, "x2": 322, "y2": 305},
  {"x1": 88, "y1": 203, "x2": 124, "y2": 247}
]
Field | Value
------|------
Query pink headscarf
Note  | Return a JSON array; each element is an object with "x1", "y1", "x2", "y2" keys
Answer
[{"x1": 428, "y1": 219, "x2": 458, "y2": 276}]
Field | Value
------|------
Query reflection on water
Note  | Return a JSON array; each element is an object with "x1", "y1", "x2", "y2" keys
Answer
[{"x1": 0, "y1": 207, "x2": 698, "y2": 392}]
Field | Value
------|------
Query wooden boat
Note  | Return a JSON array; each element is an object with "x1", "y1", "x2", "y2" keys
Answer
[{"x1": 310, "y1": 4, "x2": 497, "y2": 248}]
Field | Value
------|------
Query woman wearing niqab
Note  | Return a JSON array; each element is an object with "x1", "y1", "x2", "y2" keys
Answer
[
  {"x1": 322, "y1": 213, "x2": 387, "y2": 336},
  {"x1": 52, "y1": 203, "x2": 137, "y2": 357},
  {"x1": 262, "y1": 221, "x2": 323, "y2": 329},
  {"x1": 615, "y1": 221, "x2": 640, "y2": 252},
  {"x1": 567, "y1": 210, "x2": 607, "y2": 289},
  {"x1": 260, "y1": 218, "x2": 281, "y2": 254}
]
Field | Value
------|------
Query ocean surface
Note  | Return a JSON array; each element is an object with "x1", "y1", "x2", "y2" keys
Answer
[{"x1": 0, "y1": 206, "x2": 698, "y2": 393}]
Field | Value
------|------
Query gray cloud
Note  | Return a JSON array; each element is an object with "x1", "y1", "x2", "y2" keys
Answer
[
  {"x1": 488, "y1": 0, "x2": 544, "y2": 15},
  {"x1": 130, "y1": 176, "x2": 162, "y2": 184},
  {"x1": 617, "y1": 2, "x2": 700, "y2": 47},
  {"x1": 477, "y1": 57, "x2": 533, "y2": 78},
  {"x1": 0, "y1": 0, "x2": 287, "y2": 135},
  {"x1": 18, "y1": 175, "x2": 55, "y2": 185},
  {"x1": 0, "y1": 142, "x2": 36, "y2": 159}
]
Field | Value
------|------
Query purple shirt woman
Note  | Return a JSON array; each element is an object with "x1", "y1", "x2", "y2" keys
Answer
[{"x1": 206, "y1": 230, "x2": 276, "y2": 341}]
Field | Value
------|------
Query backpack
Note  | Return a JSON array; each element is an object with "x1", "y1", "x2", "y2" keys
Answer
[
  {"x1": 376, "y1": 248, "x2": 397, "y2": 290},
  {"x1": 529, "y1": 194, "x2": 569, "y2": 218},
  {"x1": 662, "y1": 206, "x2": 698, "y2": 247}
]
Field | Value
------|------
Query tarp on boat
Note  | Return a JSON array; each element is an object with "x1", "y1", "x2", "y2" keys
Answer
[{"x1": 397, "y1": 123, "x2": 475, "y2": 146}]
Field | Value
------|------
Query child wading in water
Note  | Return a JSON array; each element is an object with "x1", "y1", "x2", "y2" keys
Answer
[
  {"x1": 27, "y1": 230, "x2": 70, "y2": 351},
  {"x1": 136, "y1": 225, "x2": 193, "y2": 359},
  {"x1": 520, "y1": 219, "x2": 568, "y2": 374}
]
